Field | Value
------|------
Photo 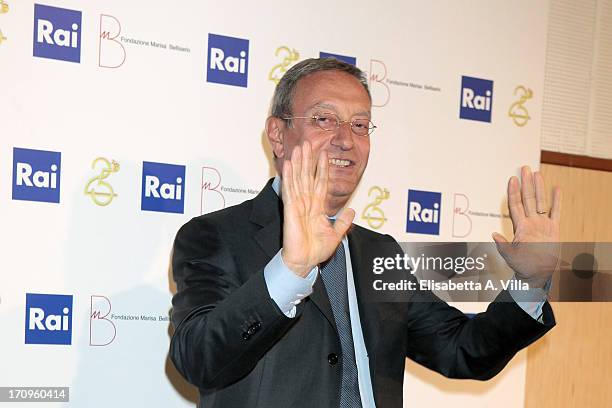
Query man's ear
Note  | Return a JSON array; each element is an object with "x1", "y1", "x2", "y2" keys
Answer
[{"x1": 265, "y1": 116, "x2": 285, "y2": 159}]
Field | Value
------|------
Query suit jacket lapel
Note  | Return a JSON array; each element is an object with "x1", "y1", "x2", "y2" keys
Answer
[
  {"x1": 250, "y1": 179, "x2": 283, "y2": 259},
  {"x1": 250, "y1": 179, "x2": 337, "y2": 331},
  {"x1": 309, "y1": 274, "x2": 338, "y2": 333}
]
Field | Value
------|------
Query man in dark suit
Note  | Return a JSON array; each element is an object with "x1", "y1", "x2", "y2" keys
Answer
[{"x1": 169, "y1": 58, "x2": 561, "y2": 407}]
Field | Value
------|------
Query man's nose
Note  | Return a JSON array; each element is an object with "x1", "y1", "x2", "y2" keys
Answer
[{"x1": 330, "y1": 121, "x2": 354, "y2": 150}]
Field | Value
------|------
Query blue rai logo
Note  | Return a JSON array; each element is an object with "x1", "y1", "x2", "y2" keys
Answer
[
  {"x1": 141, "y1": 161, "x2": 186, "y2": 214},
  {"x1": 319, "y1": 51, "x2": 356, "y2": 66},
  {"x1": 406, "y1": 189, "x2": 442, "y2": 235},
  {"x1": 459, "y1": 76, "x2": 493, "y2": 123},
  {"x1": 33, "y1": 3, "x2": 81, "y2": 63},
  {"x1": 207, "y1": 33, "x2": 249, "y2": 87},
  {"x1": 12, "y1": 147, "x2": 61, "y2": 203},
  {"x1": 25, "y1": 293, "x2": 73, "y2": 345}
]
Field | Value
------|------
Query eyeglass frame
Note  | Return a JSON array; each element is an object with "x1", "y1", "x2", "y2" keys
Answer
[{"x1": 281, "y1": 112, "x2": 378, "y2": 136}]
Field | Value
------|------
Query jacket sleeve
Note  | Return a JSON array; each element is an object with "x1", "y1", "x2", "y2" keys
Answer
[
  {"x1": 169, "y1": 217, "x2": 300, "y2": 389},
  {"x1": 403, "y1": 285, "x2": 555, "y2": 380},
  {"x1": 382, "y1": 238, "x2": 556, "y2": 380}
]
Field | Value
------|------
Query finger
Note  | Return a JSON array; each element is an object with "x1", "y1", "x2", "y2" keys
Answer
[
  {"x1": 291, "y1": 145, "x2": 302, "y2": 195},
  {"x1": 520, "y1": 166, "x2": 537, "y2": 216},
  {"x1": 301, "y1": 141, "x2": 313, "y2": 194},
  {"x1": 281, "y1": 159, "x2": 294, "y2": 204},
  {"x1": 507, "y1": 176, "x2": 526, "y2": 231},
  {"x1": 334, "y1": 208, "x2": 355, "y2": 237},
  {"x1": 314, "y1": 150, "x2": 328, "y2": 205},
  {"x1": 550, "y1": 186, "x2": 562, "y2": 222},
  {"x1": 534, "y1": 171, "x2": 548, "y2": 214}
]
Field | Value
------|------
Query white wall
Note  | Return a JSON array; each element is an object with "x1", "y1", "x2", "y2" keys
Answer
[{"x1": 0, "y1": 1, "x2": 549, "y2": 406}]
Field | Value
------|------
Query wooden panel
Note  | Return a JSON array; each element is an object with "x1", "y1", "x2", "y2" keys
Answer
[
  {"x1": 539, "y1": 164, "x2": 612, "y2": 242},
  {"x1": 524, "y1": 164, "x2": 612, "y2": 407},
  {"x1": 541, "y1": 150, "x2": 612, "y2": 172}
]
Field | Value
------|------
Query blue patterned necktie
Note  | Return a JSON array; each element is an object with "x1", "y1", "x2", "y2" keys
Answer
[{"x1": 320, "y1": 242, "x2": 363, "y2": 408}]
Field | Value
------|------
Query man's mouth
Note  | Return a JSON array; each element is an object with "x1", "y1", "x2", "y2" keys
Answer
[{"x1": 329, "y1": 158, "x2": 353, "y2": 168}]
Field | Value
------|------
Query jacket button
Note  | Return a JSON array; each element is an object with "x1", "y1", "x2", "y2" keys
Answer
[
  {"x1": 242, "y1": 332, "x2": 250, "y2": 340},
  {"x1": 249, "y1": 322, "x2": 261, "y2": 333},
  {"x1": 328, "y1": 353, "x2": 338, "y2": 366}
]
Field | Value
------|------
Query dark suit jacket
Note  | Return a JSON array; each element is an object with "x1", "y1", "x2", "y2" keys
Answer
[{"x1": 169, "y1": 179, "x2": 555, "y2": 408}]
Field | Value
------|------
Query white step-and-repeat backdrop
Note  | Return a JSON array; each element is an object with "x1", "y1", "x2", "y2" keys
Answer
[{"x1": 1, "y1": 1, "x2": 548, "y2": 406}]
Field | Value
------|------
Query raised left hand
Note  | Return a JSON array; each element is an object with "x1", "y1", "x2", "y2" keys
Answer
[{"x1": 492, "y1": 166, "x2": 562, "y2": 288}]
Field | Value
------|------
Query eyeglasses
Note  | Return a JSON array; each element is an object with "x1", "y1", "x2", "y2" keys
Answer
[{"x1": 282, "y1": 112, "x2": 377, "y2": 136}]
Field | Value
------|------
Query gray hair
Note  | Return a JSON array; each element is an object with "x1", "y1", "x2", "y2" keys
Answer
[{"x1": 270, "y1": 57, "x2": 371, "y2": 122}]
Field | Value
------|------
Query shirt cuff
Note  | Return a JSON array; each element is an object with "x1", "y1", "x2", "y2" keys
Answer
[
  {"x1": 264, "y1": 250, "x2": 318, "y2": 318},
  {"x1": 509, "y1": 276, "x2": 552, "y2": 323}
]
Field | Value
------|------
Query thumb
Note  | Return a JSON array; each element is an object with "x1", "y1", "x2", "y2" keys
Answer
[
  {"x1": 492, "y1": 232, "x2": 508, "y2": 244},
  {"x1": 492, "y1": 232, "x2": 515, "y2": 260},
  {"x1": 334, "y1": 208, "x2": 355, "y2": 237}
]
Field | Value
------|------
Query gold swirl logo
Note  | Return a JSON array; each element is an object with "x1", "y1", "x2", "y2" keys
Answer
[
  {"x1": 508, "y1": 85, "x2": 533, "y2": 127},
  {"x1": 361, "y1": 186, "x2": 390, "y2": 229},
  {"x1": 268, "y1": 46, "x2": 299, "y2": 84},
  {"x1": 0, "y1": 1, "x2": 8, "y2": 46},
  {"x1": 84, "y1": 157, "x2": 120, "y2": 206}
]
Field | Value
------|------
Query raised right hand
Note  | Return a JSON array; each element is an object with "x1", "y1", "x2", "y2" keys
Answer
[{"x1": 280, "y1": 142, "x2": 355, "y2": 277}]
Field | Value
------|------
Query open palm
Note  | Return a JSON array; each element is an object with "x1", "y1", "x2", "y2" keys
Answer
[
  {"x1": 493, "y1": 166, "x2": 562, "y2": 287},
  {"x1": 280, "y1": 142, "x2": 354, "y2": 278}
]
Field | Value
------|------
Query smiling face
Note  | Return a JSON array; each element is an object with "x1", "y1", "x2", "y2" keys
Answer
[{"x1": 266, "y1": 69, "x2": 372, "y2": 214}]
